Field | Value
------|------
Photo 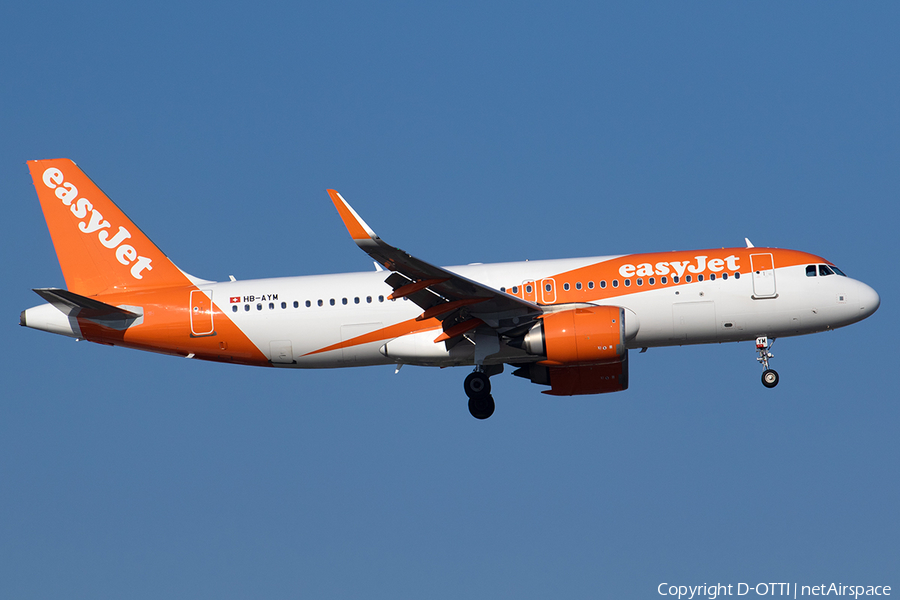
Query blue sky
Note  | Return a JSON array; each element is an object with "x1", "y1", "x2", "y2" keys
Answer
[{"x1": 1, "y1": 2, "x2": 897, "y2": 598}]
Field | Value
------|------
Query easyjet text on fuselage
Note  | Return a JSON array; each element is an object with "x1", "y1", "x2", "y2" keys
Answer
[{"x1": 618, "y1": 254, "x2": 741, "y2": 279}]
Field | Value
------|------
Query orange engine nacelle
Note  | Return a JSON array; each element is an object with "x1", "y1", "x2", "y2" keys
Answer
[{"x1": 521, "y1": 306, "x2": 627, "y2": 366}]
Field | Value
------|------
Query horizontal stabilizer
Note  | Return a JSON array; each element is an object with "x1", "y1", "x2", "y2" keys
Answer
[{"x1": 33, "y1": 288, "x2": 140, "y2": 320}]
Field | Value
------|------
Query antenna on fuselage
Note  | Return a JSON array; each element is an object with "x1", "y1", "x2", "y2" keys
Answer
[{"x1": 744, "y1": 238, "x2": 755, "y2": 248}]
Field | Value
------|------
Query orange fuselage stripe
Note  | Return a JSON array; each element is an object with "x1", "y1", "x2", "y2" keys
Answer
[
  {"x1": 501, "y1": 248, "x2": 819, "y2": 304},
  {"x1": 302, "y1": 317, "x2": 443, "y2": 357},
  {"x1": 75, "y1": 286, "x2": 270, "y2": 365}
]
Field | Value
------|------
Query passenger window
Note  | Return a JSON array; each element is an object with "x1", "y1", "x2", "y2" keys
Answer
[
  {"x1": 257, "y1": 303, "x2": 263, "y2": 311},
  {"x1": 526, "y1": 285, "x2": 533, "y2": 294},
  {"x1": 269, "y1": 302, "x2": 274, "y2": 310},
  {"x1": 512, "y1": 286, "x2": 518, "y2": 294},
  {"x1": 685, "y1": 275, "x2": 692, "y2": 283},
  {"x1": 661, "y1": 276, "x2": 668, "y2": 284},
  {"x1": 600, "y1": 281, "x2": 606, "y2": 289},
  {"x1": 304, "y1": 300, "x2": 310, "y2": 307},
  {"x1": 281, "y1": 302, "x2": 287, "y2": 309},
  {"x1": 318, "y1": 299, "x2": 323, "y2": 307},
  {"x1": 232, "y1": 305, "x2": 238, "y2": 313},
  {"x1": 649, "y1": 277, "x2": 655, "y2": 285},
  {"x1": 367, "y1": 296, "x2": 372, "y2": 303},
  {"x1": 576, "y1": 282, "x2": 582, "y2": 290},
  {"x1": 563, "y1": 283, "x2": 570, "y2": 291},
  {"x1": 379, "y1": 295, "x2": 385, "y2": 302},
  {"x1": 330, "y1": 299, "x2": 336, "y2": 306},
  {"x1": 545, "y1": 283, "x2": 552, "y2": 292},
  {"x1": 709, "y1": 274, "x2": 715, "y2": 281},
  {"x1": 819, "y1": 265, "x2": 834, "y2": 276},
  {"x1": 673, "y1": 276, "x2": 679, "y2": 283},
  {"x1": 698, "y1": 274, "x2": 704, "y2": 282},
  {"x1": 588, "y1": 281, "x2": 595, "y2": 289},
  {"x1": 734, "y1": 272, "x2": 740, "y2": 279},
  {"x1": 244, "y1": 304, "x2": 250, "y2": 311},
  {"x1": 355, "y1": 297, "x2": 360, "y2": 304},
  {"x1": 637, "y1": 278, "x2": 643, "y2": 286},
  {"x1": 806, "y1": 265, "x2": 817, "y2": 277},
  {"x1": 624, "y1": 279, "x2": 630, "y2": 287},
  {"x1": 342, "y1": 298, "x2": 348, "y2": 305},
  {"x1": 722, "y1": 273, "x2": 728, "y2": 280},
  {"x1": 612, "y1": 280, "x2": 619, "y2": 288}
]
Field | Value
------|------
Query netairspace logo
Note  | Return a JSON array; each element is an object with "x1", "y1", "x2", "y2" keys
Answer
[{"x1": 657, "y1": 582, "x2": 891, "y2": 599}]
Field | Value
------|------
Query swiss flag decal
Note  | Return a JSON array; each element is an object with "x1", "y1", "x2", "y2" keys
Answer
[{"x1": 230, "y1": 296, "x2": 241, "y2": 303}]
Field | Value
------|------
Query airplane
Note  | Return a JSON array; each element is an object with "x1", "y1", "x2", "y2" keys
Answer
[{"x1": 21, "y1": 159, "x2": 880, "y2": 419}]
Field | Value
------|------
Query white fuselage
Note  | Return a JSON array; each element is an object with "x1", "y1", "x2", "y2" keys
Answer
[{"x1": 195, "y1": 255, "x2": 877, "y2": 368}]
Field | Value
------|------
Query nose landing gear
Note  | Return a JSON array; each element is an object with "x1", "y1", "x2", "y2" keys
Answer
[
  {"x1": 464, "y1": 370, "x2": 495, "y2": 419},
  {"x1": 756, "y1": 336, "x2": 779, "y2": 388}
]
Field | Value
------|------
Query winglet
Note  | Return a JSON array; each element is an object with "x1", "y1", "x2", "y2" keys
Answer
[{"x1": 327, "y1": 190, "x2": 379, "y2": 243}]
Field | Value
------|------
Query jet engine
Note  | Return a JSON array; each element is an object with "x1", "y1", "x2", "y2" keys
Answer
[{"x1": 516, "y1": 306, "x2": 637, "y2": 365}]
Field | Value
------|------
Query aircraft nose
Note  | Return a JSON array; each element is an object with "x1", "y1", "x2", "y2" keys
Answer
[{"x1": 857, "y1": 281, "x2": 880, "y2": 319}]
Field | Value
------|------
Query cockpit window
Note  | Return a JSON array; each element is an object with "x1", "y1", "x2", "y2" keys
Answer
[
  {"x1": 819, "y1": 265, "x2": 834, "y2": 276},
  {"x1": 831, "y1": 265, "x2": 847, "y2": 276},
  {"x1": 806, "y1": 265, "x2": 817, "y2": 277}
]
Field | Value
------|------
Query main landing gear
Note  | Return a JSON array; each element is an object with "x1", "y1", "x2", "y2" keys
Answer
[
  {"x1": 756, "y1": 336, "x2": 779, "y2": 388},
  {"x1": 464, "y1": 370, "x2": 495, "y2": 419}
]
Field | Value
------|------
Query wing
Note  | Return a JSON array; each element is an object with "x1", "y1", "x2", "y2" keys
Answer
[{"x1": 327, "y1": 190, "x2": 542, "y2": 344}]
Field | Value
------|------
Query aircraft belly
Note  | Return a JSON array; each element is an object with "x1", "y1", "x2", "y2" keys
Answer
[{"x1": 294, "y1": 348, "x2": 393, "y2": 368}]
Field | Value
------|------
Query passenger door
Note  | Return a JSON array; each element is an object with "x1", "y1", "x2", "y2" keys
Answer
[{"x1": 750, "y1": 253, "x2": 777, "y2": 298}]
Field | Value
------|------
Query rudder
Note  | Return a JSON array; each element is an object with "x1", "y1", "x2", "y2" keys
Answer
[{"x1": 28, "y1": 159, "x2": 192, "y2": 296}]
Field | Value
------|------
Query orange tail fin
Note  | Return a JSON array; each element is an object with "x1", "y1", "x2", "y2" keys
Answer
[{"x1": 28, "y1": 159, "x2": 192, "y2": 296}]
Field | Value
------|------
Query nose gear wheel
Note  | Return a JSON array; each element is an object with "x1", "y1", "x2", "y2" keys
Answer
[{"x1": 755, "y1": 337, "x2": 779, "y2": 388}]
